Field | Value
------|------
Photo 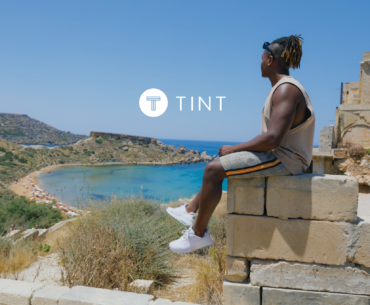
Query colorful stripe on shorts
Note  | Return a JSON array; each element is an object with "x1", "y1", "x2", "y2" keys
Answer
[{"x1": 225, "y1": 158, "x2": 281, "y2": 176}]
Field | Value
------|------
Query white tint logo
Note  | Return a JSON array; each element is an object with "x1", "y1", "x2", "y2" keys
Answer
[{"x1": 139, "y1": 88, "x2": 168, "y2": 117}]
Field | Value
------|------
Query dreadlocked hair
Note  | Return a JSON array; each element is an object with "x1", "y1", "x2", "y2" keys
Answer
[{"x1": 271, "y1": 34, "x2": 304, "y2": 69}]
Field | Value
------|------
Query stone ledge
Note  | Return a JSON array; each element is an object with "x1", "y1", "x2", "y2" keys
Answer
[
  {"x1": 266, "y1": 175, "x2": 358, "y2": 222},
  {"x1": 0, "y1": 279, "x2": 44, "y2": 305},
  {"x1": 32, "y1": 286, "x2": 70, "y2": 305},
  {"x1": 59, "y1": 285, "x2": 154, "y2": 305},
  {"x1": 262, "y1": 287, "x2": 370, "y2": 304},
  {"x1": 250, "y1": 259, "x2": 370, "y2": 296},
  {"x1": 0, "y1": 279, "x2": 198, "y2": 305}
]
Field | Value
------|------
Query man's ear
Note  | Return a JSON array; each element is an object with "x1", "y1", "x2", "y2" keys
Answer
[{"x1": 267, "y1": 55, "x2": 274, "y2": 66}]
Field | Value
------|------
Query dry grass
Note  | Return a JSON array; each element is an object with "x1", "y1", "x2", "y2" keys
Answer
[
  {"x1": 155, "y1": 193, "x2": 227, "y2": 305},
  {"x1": 0, "y1": 239, "x2": 37, "y2": 278},
  {"x1": 349, "y1": 145, "x2": 366, "y2": 159},
  {"x1": 57, "y1": 197, "x2": 184, "y2": 290}
]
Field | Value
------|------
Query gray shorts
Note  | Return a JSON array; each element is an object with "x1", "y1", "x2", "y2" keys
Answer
[{"x1": 219, "y1": 151, "x2": 291, "y2": 178}]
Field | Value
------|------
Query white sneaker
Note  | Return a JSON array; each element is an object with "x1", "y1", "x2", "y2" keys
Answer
[
  {"x1": 169, "y1": 227, "x2": 213, "y2": 254},
  {"x1": 166, "y1": 202, "x2": 197, "y2": 226}
]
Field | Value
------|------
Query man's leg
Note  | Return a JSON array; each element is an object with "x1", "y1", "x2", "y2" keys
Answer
[
  {"x1": 185, "y1": 187, "x2": 201, "y2": 213},
  {"x1": 191, "y1": 158, "x2": 227, "y2": 237},
  {"x1": 168, "y1": 158, "x2": 227, "y2": 253}
]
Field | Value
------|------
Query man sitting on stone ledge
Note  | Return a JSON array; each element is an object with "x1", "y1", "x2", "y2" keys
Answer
[{"x1": 167, "y1": 34, "x2": 315, "y2": 253}]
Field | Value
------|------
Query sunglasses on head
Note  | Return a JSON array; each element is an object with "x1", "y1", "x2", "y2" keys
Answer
[{"x1": 263, "y1": 42, "x2": 274, "y2": 59}]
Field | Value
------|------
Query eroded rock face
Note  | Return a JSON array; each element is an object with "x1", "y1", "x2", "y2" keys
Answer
[{"x1": 335, "y1": 156, "x2": 370, "y2": 187}]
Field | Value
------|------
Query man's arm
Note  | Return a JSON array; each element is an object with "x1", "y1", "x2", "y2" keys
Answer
[{"x1": 219, "y1": 84, "x2": 303, "y2": 156}]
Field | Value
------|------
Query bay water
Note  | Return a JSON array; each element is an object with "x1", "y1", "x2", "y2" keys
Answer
[{"x1": 38, "y1": 139, "x2": 239, "y2": 206}]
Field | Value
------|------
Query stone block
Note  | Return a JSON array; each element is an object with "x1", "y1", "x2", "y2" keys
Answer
[
  {"x1": 266, "y1": 175, "x2": 358, "y2": 222},
  {"x1": 0, "y1": 279, "x2": 44, "y2": 305},
  {"x1": 31, "y1": 286, "x2": 70, "y2": 305},
  {"x1": 225, "y1": 255, "x2": 249, "y2": 282},
  {"x1": 129, "y1": 279, "x2": 155, "y2": 294},
  {"x1": 262, "y1": 287, "x2": 370, "y2": 305},
  {"x1": 21, "y1": 229, "x2": 39, "y2": 241},
  {"x1": 3, "y1": 230, "x2": 21, "y2": 240},
  {"x1": 352, "y1": 220, "x2": 370, "y2": 268},
  {"x1": 223, "y1": 280, "x2": 260, "y2": 305},
  {"x1": 227, "y1": 177, "x2": 265, "y2": 215},
  {"x1": 250, "y1": 259, "x2": 370, "y2": 295},
  {"x1": 226, "y1": 215, "x2": 352, "y2": 266},
  {"x1": 59, "y1": 285, "x2": 154, "y2": 305}
]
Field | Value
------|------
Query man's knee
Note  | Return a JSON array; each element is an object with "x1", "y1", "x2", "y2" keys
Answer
[{"x1": 204, "y1": 159, "x2": 225, "y2": 180}]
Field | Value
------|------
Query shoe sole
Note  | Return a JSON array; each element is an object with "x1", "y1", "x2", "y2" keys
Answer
[
  {"x1": 169, "y1": 244, "x2": 213, "y2": 254},
  {"x1": 166, "y1": 208, "x2": 194, "y2": 227}
]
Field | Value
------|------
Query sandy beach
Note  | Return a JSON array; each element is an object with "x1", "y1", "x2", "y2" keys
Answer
[{"x1": 10, "y1": 164, "x2": 62, "y2": 201}]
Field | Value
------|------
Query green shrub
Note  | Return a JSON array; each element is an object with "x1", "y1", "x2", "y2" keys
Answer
[
  {"x1": 18, "y1": 157, "x2": 28, "y2": 164},
  {"x1": 0, "y1": 197, "x2": 62, "y2": 235},
  {"x1": 59, "y1": 198, "x2": 184, "y2": 289},
  {"x1": 95, "y1": 139, "x2": 103, "y2": 145},
  {"x1": 0, "y1": 147, "x2": 6, "y2": 152},
  {"x1": 21, "y1": 148, "x2": 37, "y2": 158},
  {"x1": 37, "y1": 243, "x2": 51, "y2": 253}
]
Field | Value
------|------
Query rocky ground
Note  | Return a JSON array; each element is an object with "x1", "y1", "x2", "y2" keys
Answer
[{"x1": 336, "y1": 156, "x2": 370, "y2": 190}]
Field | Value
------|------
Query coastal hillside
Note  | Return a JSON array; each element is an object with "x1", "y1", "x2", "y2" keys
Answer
[
  {"x1": 0, "y1": 113, "x2": 87, "y2": 145},
  {"x1": 0, "y1": 134, "x2": 214, "y2": 200}
]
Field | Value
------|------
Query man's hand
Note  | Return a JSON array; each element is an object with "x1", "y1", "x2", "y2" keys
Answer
[{"x1": 218, "y1": 145, "x2": 235, "y2": 157}]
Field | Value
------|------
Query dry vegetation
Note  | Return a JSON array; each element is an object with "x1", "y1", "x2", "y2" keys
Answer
[
  {"x1": 0, "y1": 194, "x2": 227, "y2": 305},
  {"x1": 156, "y1": 193, "x2": 227, "y2": 305},
  {"x1": 0, "y1": 239, "x2": 37, "y2": 278}
]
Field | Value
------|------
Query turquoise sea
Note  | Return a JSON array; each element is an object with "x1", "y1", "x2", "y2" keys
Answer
[
  {"x1": 37, "y1": 139, "x2": 319, "y2": 206},
  {"x1": 38, "y1": 139, "x2": 240, "y2": 206}
]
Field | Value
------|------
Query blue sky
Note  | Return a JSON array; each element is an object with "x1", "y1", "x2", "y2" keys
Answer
[{"x1": 0, "y1": 1, "x2": 369, "y2": 144}]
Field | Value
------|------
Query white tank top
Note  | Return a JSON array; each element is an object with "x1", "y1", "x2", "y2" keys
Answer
[{"x1": 260, "y1": 76, "x2": 315, "y2": 175}]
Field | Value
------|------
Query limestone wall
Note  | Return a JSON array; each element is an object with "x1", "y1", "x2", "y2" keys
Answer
[
  {"x1": 360, "y1": 52, "x2": 370, "y2": 104},
  {"x1": 223, "y1": 174, "x2": 370, "y2": 304},
  {"x1": 333, "y1": 52, "x2": 370, "y2": 148},
  {"x1": 318, "y1": 125, "x2": 334, "y2": 152}
]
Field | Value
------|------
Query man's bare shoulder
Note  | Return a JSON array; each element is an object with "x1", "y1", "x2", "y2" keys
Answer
[{"x1": 272, "y1": 83, "x2": 303, "y2": 106}]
